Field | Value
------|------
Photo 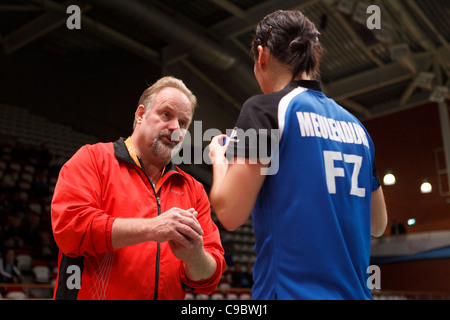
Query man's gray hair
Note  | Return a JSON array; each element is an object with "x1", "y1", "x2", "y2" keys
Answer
[{"x1": 133, "y1": 76, "x2": 197, "y2": 130}]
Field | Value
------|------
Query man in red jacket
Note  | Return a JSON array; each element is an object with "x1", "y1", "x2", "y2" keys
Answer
[{"x1": 51, "y1": 76, "x2": 226, "y2": 299}]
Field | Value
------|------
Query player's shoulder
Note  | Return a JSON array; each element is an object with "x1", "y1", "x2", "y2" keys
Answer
[{"x1": 243, "y1": 88, "x2": 293, "y2": 112}]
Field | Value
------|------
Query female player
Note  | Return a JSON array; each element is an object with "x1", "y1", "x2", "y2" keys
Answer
[{"x1": 209, "y1": 10, "x2": 387, "y2": 300}]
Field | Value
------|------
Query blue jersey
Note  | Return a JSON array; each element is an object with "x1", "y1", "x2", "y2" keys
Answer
[{"x1": 227, "y1": 80, "x2": 380, "y2": 300}]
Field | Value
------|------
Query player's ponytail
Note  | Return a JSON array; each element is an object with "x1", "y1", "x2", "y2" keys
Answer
[{"x1": 252, "y1": 10, "x2": 323, "y2": 80}]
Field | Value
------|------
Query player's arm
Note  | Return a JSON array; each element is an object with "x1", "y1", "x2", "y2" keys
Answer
[
  {"x1": 209, "y1": 135, "x2": 267, "y2": 230},
  {"x1": 371, "y1": 186, "x2": 387, "y2": 237}
]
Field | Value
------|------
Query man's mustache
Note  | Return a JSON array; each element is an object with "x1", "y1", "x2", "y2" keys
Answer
[{"x1": 157, "y1": 129, "x2": 187, "y2": 144}]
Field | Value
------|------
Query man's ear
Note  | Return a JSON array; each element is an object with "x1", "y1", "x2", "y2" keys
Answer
[{"x1": 135, "y1": 105, "x2": 146, "y2": 124}]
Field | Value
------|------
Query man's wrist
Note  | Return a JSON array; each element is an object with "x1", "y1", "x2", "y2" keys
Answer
[{"x1": 182, "y1": 249, "x2": 216, "y2": 281}]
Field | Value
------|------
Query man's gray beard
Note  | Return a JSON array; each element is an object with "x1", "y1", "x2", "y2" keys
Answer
[{"x1": 152, "y1": 137, "x2": 175, "y2": 163}]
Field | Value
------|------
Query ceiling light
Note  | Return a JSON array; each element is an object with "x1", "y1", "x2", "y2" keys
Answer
[
  {"x1": 414, "y1": 72, "x2": 435, "y2": 89},
  {"x1": 429, "y1": 86, "x2": 449, "y2": 103},
  {"x1": 420, "y1": 181, "x2": 432, "y2": 193},
  {"x1": 407, "y1": 218, "x2": 416, "y2": 226},
  {"x1": 389, "y1": 43, "x2": 410, "y2": 61},
  {"x1": 383, "y1": 173, "x2": 396, "y2": 186}
]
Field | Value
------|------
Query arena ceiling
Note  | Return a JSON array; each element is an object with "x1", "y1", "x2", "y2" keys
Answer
[{"x1": 1, "y1": 0, "x2": 450, "y2": 183}]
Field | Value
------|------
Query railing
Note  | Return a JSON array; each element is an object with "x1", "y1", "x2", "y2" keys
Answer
[
  {"x1": 2, "y1": 283, "x2": 449, "y2": 300},
  {"x1": 372, "y1": 289, "x2": 450, "y2": 300},
  {"x1": 0, "y1": 283, "x2": 54, "y2": 300},
  {"x1": 0, "y1": 283, "x2": 54, "y2": 289}
]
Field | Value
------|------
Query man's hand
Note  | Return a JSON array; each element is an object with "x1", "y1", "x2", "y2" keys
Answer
[
  {"x1": 168, "y1": 209, "x2": 204, "y2": 262},
  {"x1": 111, "y1": 207, "x2": 217, "y2": 281},
  {"x1": 166, "y1": 208, "x2": 208, "y2": 267},
  {"x1": 166, "y1": 209, "x2": 218, "y2": 281},
  {"x1": 111, "y1": 207, "x2": 203, "y2": 249},
  {"x1": 149, "y1": 207, "x2": 203, "y2": 248}
]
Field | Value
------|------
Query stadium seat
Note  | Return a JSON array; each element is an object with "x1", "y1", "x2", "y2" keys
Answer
[
  {"x1": 211, "y1": 292, "x2": 225, "y2": 300},
  {"x1": 5, "y1": 288, "x2": 27, "y2": 300},
  {"x1": 16, "y1": 253, "x2": 33, "y2": 271},
  {"x1": 32, "y1": 265, "x2": 51, "y2": 283}
]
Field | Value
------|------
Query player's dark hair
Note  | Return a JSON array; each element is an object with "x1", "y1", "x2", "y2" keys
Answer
[{"x1": 252, "y1": 10, "x2": 323, "y2": 79}]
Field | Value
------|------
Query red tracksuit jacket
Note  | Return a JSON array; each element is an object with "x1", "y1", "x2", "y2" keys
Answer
[{"x1": 51, "y1": 138, "x2": 225, "y2": 299}]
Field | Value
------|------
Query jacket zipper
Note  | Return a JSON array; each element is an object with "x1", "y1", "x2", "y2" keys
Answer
[
  {"x1": 137, "y1": 157, "x2": 162, "y2": 300},
  {"x1": 154, "y1": 190, "x2": 161, "y2": 300}
]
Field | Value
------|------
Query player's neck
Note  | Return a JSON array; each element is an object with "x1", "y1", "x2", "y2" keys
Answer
[{"x1": 271, "y1": 70, "x2": 311, "y2": 92}]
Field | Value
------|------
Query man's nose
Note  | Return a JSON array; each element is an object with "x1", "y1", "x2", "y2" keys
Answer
[
  {"x1": 167, "y1": 120, "x2": 186, "y2": 142},
  {"x1": 167, "y1": 118, "x2": 180, "y2": 131}
]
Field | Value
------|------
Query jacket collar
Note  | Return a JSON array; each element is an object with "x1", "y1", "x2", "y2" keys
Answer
[
  {"x1": 289, "y1": 79, "x2": 322, "y2": 92},
  {"x1": 113, "y1": 137, "x2": 178, "y2": 174}
]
